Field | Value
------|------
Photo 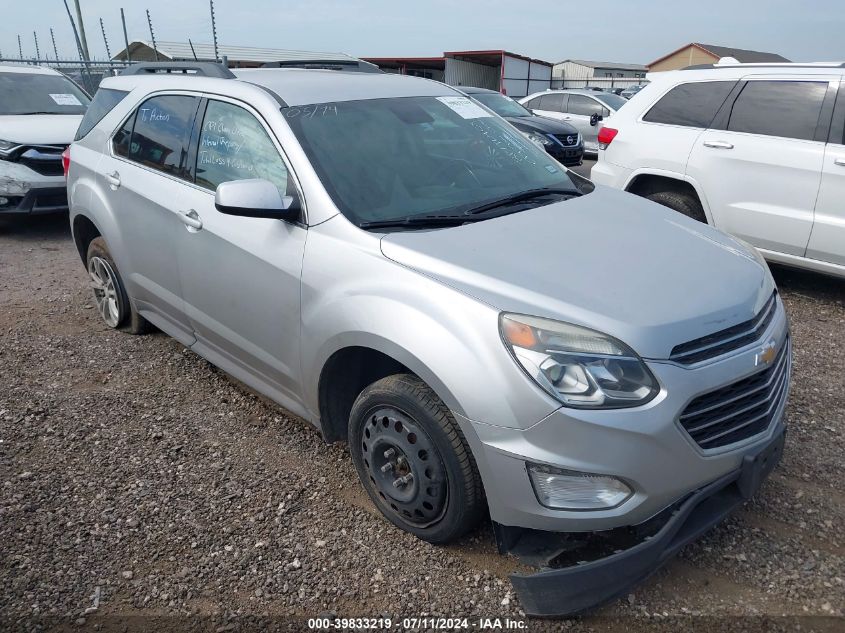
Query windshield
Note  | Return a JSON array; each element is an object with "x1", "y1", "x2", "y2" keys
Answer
[
  {"x1": 0, "y1": 71, "x2": 90, "y2": 116},
  {"x1": 593, "y1": 92, "x2": 628, "y2": 111},
  {"x1": 284, "y1": 96, "x2": 581, "y2": 226},
  {"x1": 470, "y1": 93, "x2": 532, "y2": 118}
]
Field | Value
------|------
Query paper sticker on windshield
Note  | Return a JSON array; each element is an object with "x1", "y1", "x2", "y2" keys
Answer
[
  {"x1": 49, "y1": 93, "x2": 82, "y2": 106},
  {"x1": 436, "y1": 96, "x2": 491, "y2": 119},
  {"x1": 544, "y1": 165, "x2": 559, "y2": 173}
]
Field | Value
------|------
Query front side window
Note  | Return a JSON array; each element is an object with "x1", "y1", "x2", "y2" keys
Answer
[
  {"x1": 117, "y1": 95, "x2": 198, "y2": 177},
  {"x1": 727, "y1": 80, "x2": 828, "y2": 141},
  {"x1": 0, "y1": 71, "x2": 90, "y2": 116},
  {"x1": 643, "y1": 81, "x2": 735, "y2": 128},
  {"x1": 568, "y1": 95, "x2": 604, "y2": 117},
  {"x1": 195, "y1": 100, "x2": 289, "y2": 193},
  {"x1": 284, "y1": 96, "x2": 583, "y2": 226}
]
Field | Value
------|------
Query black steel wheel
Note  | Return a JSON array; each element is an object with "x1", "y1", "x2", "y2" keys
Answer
[{"x1": 348, "y1": 374, "x2": 485, "y2": 543}]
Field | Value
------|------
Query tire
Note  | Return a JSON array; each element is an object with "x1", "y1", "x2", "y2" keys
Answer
[
  {"x1": 645, "y1": 190, "x2": 707, "y2": 223},
  {"x1": 348, "y1": 374, "x2": 485, "y2": 544},
  {"x1": 85, "y1": 237, "x2": 150, "y2": 334}
]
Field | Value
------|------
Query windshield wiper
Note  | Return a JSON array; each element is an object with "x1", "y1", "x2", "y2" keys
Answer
[
  {"x1": 461, "y1": 187, "x2": 582, "y2": 216},
  {"x1": 359, "y1": 214, "x2": 474, "y2": 230}
]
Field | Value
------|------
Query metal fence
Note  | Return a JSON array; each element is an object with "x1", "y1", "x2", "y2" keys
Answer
[
  {"x1": 551, "y1": 76, "x2": 646, "y2": 91},
  {"x1": 0, "y1": 57, "x2": 130, "y2": 94}
]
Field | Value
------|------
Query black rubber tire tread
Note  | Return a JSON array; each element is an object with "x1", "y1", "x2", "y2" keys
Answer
[
  {"x1": 348, "y1": 373, "x2": 485, "y2": 544},
  {"x1": 646, "y1": 189, "x2": 707, "y2": 223},
  {"x1": 86, "y1": 237, "x2": 151, "y2": 335}
]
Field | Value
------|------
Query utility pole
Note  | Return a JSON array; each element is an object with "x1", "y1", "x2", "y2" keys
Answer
[
  {"x1": 188, "y1": 39, "x2": 198, "y2": 61},
  {"x1": 17, "y1": 34, "x2": 23, "y2": 60},
  {"x1": 99, "y1": 18, "x2": 111, "y2": 59},
  {"x1": 33, "y1": 32, "x2": 40, "y2": 60},
  {"x1": 50, "y1": 28, "x2": 60, "y2": 61},
  {"x1": 120, "y1": 8, "x2": 131, "y2": 62},
  {"x1": 72, "y1": 0, "x2": 90, "y2": 61},
  {"x1": 209, "y1": 0, "x2": 219, "y2": 62},
  {"x1": 146, "y1": 10, "x2": 159, "y2": 61}
]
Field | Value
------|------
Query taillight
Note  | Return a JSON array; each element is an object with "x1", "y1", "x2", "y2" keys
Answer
[
  {"x1": 597, "y1": 127, "x2": 618, "y2": 150},
  {"x1": 61, "y1": 146, "x2": 71, "y2": 179}
]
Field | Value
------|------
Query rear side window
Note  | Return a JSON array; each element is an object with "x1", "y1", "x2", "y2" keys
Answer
[
  {"x1": 75, "y1": 88, "x2": 128, "y2": 141},
  {"x1": 727, "y1": 81, "x2": 828, "y2": 141},
  {"x1": 643, "y1": 81, "x2": 735, "y2": 128},
  {"x1": 538, "y1": 93, "x2": 565, "y2": 111},
  {"x1": 116, "y1": 95, "x2": 198, "y2": 177}
]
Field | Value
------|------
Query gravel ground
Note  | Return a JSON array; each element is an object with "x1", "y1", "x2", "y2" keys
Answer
[{"x1": 1, "y1": 212, "x2": 843, "y2": 633}]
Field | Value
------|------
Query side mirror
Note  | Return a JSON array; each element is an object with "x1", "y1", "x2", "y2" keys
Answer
[
  {"x1": 214, "y1": 179, "x2": 300, "y2": 222},
  {"x1": 590, "y1": 113, "x2": 603, "y2": 126}
]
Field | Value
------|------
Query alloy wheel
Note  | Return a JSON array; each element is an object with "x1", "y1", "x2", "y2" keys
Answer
[{"x1": 88, "y1": 256, "x2": 121, "y2": 328}]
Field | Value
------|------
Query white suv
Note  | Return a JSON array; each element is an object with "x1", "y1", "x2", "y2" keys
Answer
[{"x1": 592, "y1": 61, "x2": 845, "y2": 278}]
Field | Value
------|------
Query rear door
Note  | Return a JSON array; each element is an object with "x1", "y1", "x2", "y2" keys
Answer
[
  {"x1": 527, "y1": 93, "x2": 568, "y2": 122},
  {"x1": 807, "y1": 81, "x2": 845, "y2": 266},
  {"x1": 97, "y1": 92, "x2": 200, "y2": 343},
  {"x1": 175, "y1": 96, "x2": 307, "y2": 406},
  {"x1": 685, "y1": 77, "x2": 833, "y2": 256}
]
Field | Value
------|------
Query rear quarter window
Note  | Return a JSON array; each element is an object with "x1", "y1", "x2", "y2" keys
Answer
[
  {"x1": 643, "y1": 81, "x2": 736, "y2": 128},
  {"x1": 75, "y1": 88, "x2": 129, "y2": 141}
]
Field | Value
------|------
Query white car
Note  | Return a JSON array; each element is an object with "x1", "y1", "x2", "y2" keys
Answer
[
  {"x1": 592, "y1": 60, "x2": 845, "y2": 278},
  {"x1": 0, "y1": 64, "x2": 90, "y2": 219},
  {"x1": 519, "y1": 89, "x2": 628, "y2": 153}
]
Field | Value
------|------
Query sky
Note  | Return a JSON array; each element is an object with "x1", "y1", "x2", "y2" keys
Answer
[{"x1": 1, "y1": 0, "x2": 843, "y2": 65}]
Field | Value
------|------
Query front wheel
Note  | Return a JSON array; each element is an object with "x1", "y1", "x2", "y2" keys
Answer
[{"x1": 348, "y1": 374, "x2": 485, "y2": 544}]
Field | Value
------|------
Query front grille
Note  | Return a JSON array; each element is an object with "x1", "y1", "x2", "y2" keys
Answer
[
  {"x1": 16, "y1": 145, "x2": 65, "y2": 177},
  {"x1": 670, "y1": 292, "x2": 778, "y2": 364},
  {"x1": 553, "y1": 133, "x2": 579, "y2": 147},
  {"x1": 679, "y1": 337, "x2": 789, "y2": 449}
]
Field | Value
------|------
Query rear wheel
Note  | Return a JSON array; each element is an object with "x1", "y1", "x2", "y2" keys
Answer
[
  {"x1": 86, "y1": 237, "x2": 150, "y2": 334},
  {"x1": 348, "y1": 374, "x2": 485, "y2": 544},
  {"x1": 645, "y1": 190, "x2": 707, "y2": 223}
]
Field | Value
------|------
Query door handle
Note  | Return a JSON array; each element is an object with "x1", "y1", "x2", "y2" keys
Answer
[
  {"x1": 180, "y1": 209, "x2": 203, "y2": 231},
  {"x1": 703, "y1": 140, "x2": 734, "y2": 150},
  {"x1": 834, "y1": 157, "x2": 845, "y2": 167},
  {"x1": 105, "y1": 171, "x2": 121, "y2": 188}
]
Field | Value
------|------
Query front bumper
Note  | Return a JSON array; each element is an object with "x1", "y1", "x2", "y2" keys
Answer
[
  {"x1": 0, "y1": 160, "x2": 68, "y2": 216},
  {"x1": 502, "y1": 423, "x2": 785, "y2": 616}
]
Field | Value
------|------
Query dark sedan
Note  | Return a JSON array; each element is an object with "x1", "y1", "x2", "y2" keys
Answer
[{"x1": 460, "y1": 86, "x2": 584, "y2": 167}]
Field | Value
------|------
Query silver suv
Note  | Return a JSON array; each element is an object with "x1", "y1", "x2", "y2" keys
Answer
[{"x1": 67, "y1": 62, "x2": 790, "y2": 616}]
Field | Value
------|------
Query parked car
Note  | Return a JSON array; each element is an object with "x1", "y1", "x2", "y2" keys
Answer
[
  {"x1": 519, "y1": 89, "x2": 628, "y2": 153},
  {"x1": 620, "y1": 83, "x2": 647, "y2": 99},
  {"x1": 0, "y1": 64, "x2": 90, "y2": 219},
  {"x1": 68, "y1": 62, "x2": 789, "y2": 617},
  {"x1": 460, "y1": 86, "x2": 583, "y2": 166},
  {"x1": 592, "y1": 61, "x2": 845, "y2": 279}
]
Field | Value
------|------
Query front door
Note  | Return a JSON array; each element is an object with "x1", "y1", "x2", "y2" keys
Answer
[
  {"x1": 100, "y1": 93, "x2": 200, "y2": 344},
  {"x1": 685, "y1": 78, "x2": 830, "y2": 256},
  {"x1": 176, "y1": 97, "x2": 307, "y2": 408},
  {"x1": 565, "y1": 94, "x2": 607, "y2": 152}
]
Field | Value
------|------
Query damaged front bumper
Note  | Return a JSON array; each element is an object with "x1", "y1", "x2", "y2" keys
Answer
[
  {"x1": 1, "y1": 159, "x2": 68, "y2": 216},
  {"x1": 495, "y1": 424, "x2": 785, "y2": 617}
]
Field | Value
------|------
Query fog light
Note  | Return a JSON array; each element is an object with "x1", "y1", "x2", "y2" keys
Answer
[{"x1": 528, "y1": 463, "x2": 632, "y2": 510}]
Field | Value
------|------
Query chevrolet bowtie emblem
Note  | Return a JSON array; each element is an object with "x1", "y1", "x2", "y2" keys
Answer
[{"x1": 755, "y1": 340, "x2": 777, "y2": 367}]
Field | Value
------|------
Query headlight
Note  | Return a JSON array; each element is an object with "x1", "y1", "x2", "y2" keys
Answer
[
  {"x1": 0, "y1": 139, "x2": 21, "y2": 158},
  {"x1": 500, "y1": 314, "x2": 658, "y2": 409},
  {"x1": 522, "y1": 131, "x2": 553, "y2": 147}
]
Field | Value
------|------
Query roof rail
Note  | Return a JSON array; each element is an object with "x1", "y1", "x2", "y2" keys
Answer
[
  {"x1": 120, "y1": 62, "x2": 236, "y2": 78},
  {"x1": 681, "y1": 60, "x2": 845, "y2": 70},
  {"x1": 259, "y1": 59, "x2": 383, "y2": 73}
]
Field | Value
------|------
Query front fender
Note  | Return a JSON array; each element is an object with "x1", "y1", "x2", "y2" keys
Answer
[{"x1": 299, "y1": 218, "x2": 560, "y2": 431}]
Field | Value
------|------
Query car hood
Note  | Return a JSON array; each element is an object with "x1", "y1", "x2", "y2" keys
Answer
[
  {"x1": 0, "y1": 115, "x2": 83, "y2": 145},
  {"x1": 380, "y1": 186, "x2": 774, "y2": 360},
  {"x1": 504, "y1": 115, "x2": 578, "y2": 136}
]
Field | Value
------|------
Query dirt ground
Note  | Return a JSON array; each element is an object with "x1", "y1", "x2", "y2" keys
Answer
[{"x1": 1, "y1": 213, "x2": 843, "y2": 633}]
